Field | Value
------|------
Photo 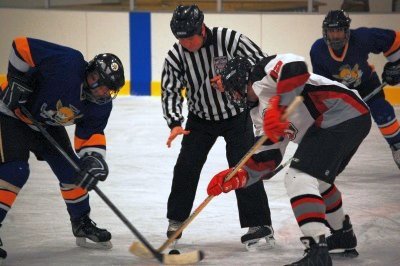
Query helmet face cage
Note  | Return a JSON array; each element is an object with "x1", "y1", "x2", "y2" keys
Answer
[
  {"x1": 221, "y1": 57, "x2": 252, "y2": 108},
  {"x1": 84, "y1": 53, "x2": 125, "y2": 105},
  {"x1": 322, "y1": 10, "x2": 351, "y2": 50},
  {"x1": 170, "y1": 5, "x2": 204, "y2": 39}
]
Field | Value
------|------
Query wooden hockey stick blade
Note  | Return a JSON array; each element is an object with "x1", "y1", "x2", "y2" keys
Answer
[{"x1": 129, "y1": 242, "x2": 205, "y2": 264}]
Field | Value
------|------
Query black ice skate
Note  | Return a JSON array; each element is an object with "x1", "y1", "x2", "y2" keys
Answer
[
  {"x1": 285, "y1": 235, "x2": 332, "y2": 266},
  {"x1": 167, "y1": 219, "x2": 183, "y2": 239},
  {"x1": 0, "y1": 229, "x2": 7, "y2": 265},
  {"x1": 71, "y1": 214, "x2": 112, "y2": 250},
  {"x1": 241, "y1": 225, "x2": 275, "y2": 251},
  {"x1": 391, "y1": 143, "x2": 400, "y2": 169},
  {"x1": 327, "y1": 214, "x2": 359, "y2": 258}
]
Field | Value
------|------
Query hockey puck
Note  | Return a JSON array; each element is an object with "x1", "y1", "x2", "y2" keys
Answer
[{"x1": 169, "y1": 249, "x2": 180, "y2": 255}]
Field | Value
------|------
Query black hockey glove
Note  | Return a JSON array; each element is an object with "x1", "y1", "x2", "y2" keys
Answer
[
  {"x1": 77, "y1": 152, "x2": 109, "y2": 191},
  {"x1": 1, "y1": 75, "x2": 33, "y2": 110},
  {"x1": 382, "y1": 60, "x2": 400, "y2": 86}
]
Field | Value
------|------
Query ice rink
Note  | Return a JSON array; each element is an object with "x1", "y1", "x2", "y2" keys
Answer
[{"x1": 2, "y1": 96, "x2": 399, "y2": 266}]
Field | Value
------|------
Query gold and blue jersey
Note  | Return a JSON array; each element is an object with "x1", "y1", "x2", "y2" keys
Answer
[{"x1": 0, "y1": 37, "x2": 111, "y2": 157}]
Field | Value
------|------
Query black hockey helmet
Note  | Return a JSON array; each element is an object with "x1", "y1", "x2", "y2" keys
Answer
[
  {"x1": 322, "y1": 10, "x2": 351, "y2": 50},
  {"x1": 84, "y1": 53, "x2": 125, "y2": 105},
  {"x1": 221, "y1": 56, "x2": 252, "y2": 108},
  {"x1": 170, "y1": 5, "x2": 204, "y2": 39}
]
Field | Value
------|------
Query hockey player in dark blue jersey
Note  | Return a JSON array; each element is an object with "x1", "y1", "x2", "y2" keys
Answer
[
  {"x1": 310, "y1": 10, "x2": 400, "y2": 170},
  {"x1": 0, "y1": 37, "x2": 125, "y2": 261}
]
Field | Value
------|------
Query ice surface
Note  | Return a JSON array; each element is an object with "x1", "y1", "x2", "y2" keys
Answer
[{"x1": 2, "y1": 96, "x2": 399, "y2": 265}]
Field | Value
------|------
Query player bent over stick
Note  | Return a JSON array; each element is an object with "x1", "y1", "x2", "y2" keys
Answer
[{"x1": 207, "y1": 54, "x2": 371, "y2": 265}]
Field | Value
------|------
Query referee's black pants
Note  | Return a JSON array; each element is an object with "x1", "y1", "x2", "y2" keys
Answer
[{"x1": 167, "y1": 111, "x2": 272, "y2": 227}]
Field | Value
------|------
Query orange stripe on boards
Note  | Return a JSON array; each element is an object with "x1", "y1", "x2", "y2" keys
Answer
[
  {"x1": 14, "y1": 37, "x2": 35, "y2": 67},
  {"x1": 0, "y1": 189, "x2": 17, "y2": 207},
  {"x1": 74, "y1": 134, "x2": 106, "y2": 150},
  {"x1": 61, "y1": 187, "x2": 87, "y2": 200},
  {"x1": 384, "y1": 32, "x2": 400, "y2": 57},
  {"x1": 380, "y1": 120, "x2": 400, "y2": 136}
]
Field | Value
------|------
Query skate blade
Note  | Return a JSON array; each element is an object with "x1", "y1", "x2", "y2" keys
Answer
[
  {"x1": 244, "y1": 237, "x2": 276, "y2": 252},
  {"x1": 76, "y1": 237, "x2": 113, "y2": 250},
  {"x1": 330, "y1": 248, "x2": 359, "y2": 258}
]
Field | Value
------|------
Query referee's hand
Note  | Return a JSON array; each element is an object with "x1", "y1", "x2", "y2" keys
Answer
[{"x1": 167, "y1": 126, "x2": 191, "y2": 148}]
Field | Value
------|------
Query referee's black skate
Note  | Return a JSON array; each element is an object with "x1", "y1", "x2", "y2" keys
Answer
[
  {"x1": 167, "y1": 219, "x2": 183, "y2": 239},
  {"x1": 285, "y1": 235, "x2": 332, "y2": 266},
  {"x1": 327, "y1": 214, "x2": 359, "y2": 258},
  {"x1": 241, "y1": 225, "x2": 275, "y2": 251},
  {"x1": 71, "y1": 214, "x2": 112, "y2": 250}
]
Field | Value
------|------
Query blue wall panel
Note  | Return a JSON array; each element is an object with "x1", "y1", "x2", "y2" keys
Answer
[{"x1": 130, "y1": 12, "x2": 151, "y2": 95}]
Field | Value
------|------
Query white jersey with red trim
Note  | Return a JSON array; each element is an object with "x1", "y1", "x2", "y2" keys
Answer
[{"x1": 250, "y1": 53, "x2": 369, "y2": 147}]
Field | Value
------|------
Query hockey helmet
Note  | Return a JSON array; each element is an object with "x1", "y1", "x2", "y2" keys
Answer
[
  {"x1": 322, "y1": 10, "x2": 351, "y2": 50},
  {"x1": 84, "y1": 53, "x2": 125, "y2": 105},
  {"x1": 170, "y1": 5, "x2": 204, "y2": 39},
  {"x1": 221, "y1": 56, "x2": 252, "y2": 108}
]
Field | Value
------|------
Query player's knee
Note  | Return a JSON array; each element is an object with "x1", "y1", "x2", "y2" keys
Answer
[
  {"x1": 0, "y1": 161, "x2": 30, "y2": 188},
  {"x1": 284, "y1": 167, "x2": 319, "y2": 198}
]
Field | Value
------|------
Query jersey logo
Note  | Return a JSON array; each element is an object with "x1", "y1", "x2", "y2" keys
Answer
[
  {"x1": 213, "y1": 56, "x2": 228, "y2": 75},
  {"x1": 284, "y1": 122, "x2": 298, "y2": 141},
  {"x1": 40, "y1": 100, "x2": 83, "y2": 126},
  {"x1": 333, "y1": 63, "x2": 363, "y2": 87}
]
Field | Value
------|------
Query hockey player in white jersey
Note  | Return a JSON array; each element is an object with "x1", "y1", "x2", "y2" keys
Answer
[{"x1": 207, "y1": 54, "x2": 372, "y2": 265}]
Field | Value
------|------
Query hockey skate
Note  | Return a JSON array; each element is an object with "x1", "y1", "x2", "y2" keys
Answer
[
  {"x1": 391, "y1": 144, "x2": 400, "y2": 169},
  {"x1": 0, "y1": 235, "x2": 7, "y2": 266},
  {"x1": 71, "y1": 214, "x2": 112, "y2": 250},
  {"x1": 285, "y1": 235, "x2": 332, "y2": 266},
  {"x1": 167, "y1": 219, "x2": 183, "y2": 239},
  {"x1": 327, "y1": 214, "x2": 359, "y2": 258},
  {"x1": 241, "y1": 225, "x2": 275, "y2": 251}
]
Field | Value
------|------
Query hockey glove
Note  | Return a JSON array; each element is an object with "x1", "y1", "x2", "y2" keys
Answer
[
  {"x1": 77, "y1": 152, "x2": 109, "y2": 190},
  {"x1": 382, "y1": 60, "x2": 400, "y2": 86},
  {"x1": 1, "y1": 76, "x2": 33, "y2": 110},
  {"x1": 207, "y1": 168, "x2": 248, "y2": 196},
  {"x1": 263, "y1": 95, "x2": 289, "y2": 143}
]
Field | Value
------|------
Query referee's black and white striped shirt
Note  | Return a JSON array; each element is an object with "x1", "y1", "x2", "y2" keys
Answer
[{"x1": 161, "y1": 26, "x2": 267, "y2": 128}]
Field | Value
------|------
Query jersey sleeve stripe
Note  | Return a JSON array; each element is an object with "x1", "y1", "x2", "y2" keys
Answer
[
  {"x1": 383, "y1": 31, "x2": 400, "y2": 58},
  {"x1": 13, "y1": 37, "x2": 35, "y2": 67},
  {"x1": 277, "y1": 61, "x2": 310, "y2": 94},
  {"x1": 74, "y1": 134, "x2": 106, "y2": 151}
]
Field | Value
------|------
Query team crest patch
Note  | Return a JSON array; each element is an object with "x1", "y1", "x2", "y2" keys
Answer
[
  {"x1": 214, "y1": 56, "x2": 228, "y2": 75},
  {"x1": 40, "y1": 100, "x2": 83, "y2": 126},
  {"x1": 284, "y1": 122, "x2": 299, "y2": 141}
]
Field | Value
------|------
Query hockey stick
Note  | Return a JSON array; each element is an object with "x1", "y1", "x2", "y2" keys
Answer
[
  {"x1": 20, "y1": 106, "x2": 204, "y2": 265},
  {"x1": 130, "y1": 96, "x2": 304, "y2": 258},
  {"x1": 362, "y1": 82, "x2": 387, "y2": 102}
]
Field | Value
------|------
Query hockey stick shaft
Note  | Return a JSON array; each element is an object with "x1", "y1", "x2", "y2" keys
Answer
[
  {"x1": 363, "y1": 82, "x2": 387, "y2": 102},
  {"x1": 154, "y1": 96, "x2": 304, "y2": 253},
  {"x1": 20, "y1": 106, "x2": 166, "y2": 263}
]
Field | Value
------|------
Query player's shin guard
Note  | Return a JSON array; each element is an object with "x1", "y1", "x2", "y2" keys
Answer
[
  {"x1": 0, "y1": 161, "x2": 29, "y2": 222},
  {"x1": 284, "y1": 168, "x2": 327, "y2": 237},
  {"x1": 60, "y1": 184, "x2": 90, "y2": 220},
  {"x1": 321, "y1": 183, "x2": 344, "y2": 231}
]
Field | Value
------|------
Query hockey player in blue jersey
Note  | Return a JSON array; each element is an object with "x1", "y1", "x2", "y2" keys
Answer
[
  {"x1": 310, "y1": 10, "x2": 400, "y2": 170},
  {"x1": 0, "y1": 37, "x2": 125, "y2": 261}
]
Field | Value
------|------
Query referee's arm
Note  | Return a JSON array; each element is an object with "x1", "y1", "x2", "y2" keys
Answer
[{"x1": 161, "y1": 59, "x2": 185, "y2": 129}]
